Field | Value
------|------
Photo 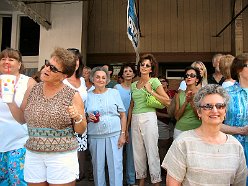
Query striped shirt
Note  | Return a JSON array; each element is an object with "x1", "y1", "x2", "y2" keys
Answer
[{"x1": 162, "y1": 130, "x2": 247, "y2": 186}]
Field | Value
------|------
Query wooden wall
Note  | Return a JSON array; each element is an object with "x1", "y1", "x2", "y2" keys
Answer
[
  {"x1": 243, "y1": 0, "x2": 248, "y2": 52},
  {"x1": 88, "y1": 0, "x2": 233, "y2": 54}
]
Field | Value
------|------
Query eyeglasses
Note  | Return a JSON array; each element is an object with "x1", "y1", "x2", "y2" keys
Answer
[
  {"x1": 199, "y1": 103, "x2": 226, "y2": 110},
  {"x1": 45, "y1": 60, "x2": 64, "y2": 73},
  {"x1": 184, "y1": 73, "x2": 197, "y2": 78},
  {"x1": 160, "y1": 80, "x2": 166, "y2": 83},
  {"x1": 243, "y1": 64, "x2": 248, "y2": 68},
  {"x1": 140, "y1": 63, "x2": 151, "y2": 68}
]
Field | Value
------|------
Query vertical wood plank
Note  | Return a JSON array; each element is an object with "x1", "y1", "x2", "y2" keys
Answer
[
  {"x1": 222, "y1": 0, "x2": 231, "y2": 52},
  {"x1": 151, "y1": 0, "x2": 158, "y2": 52},
  {"x1": 177, "y1": 0, "x2": 185, "y2": 51},
  {"x1": 183, "y1": 0, "x2": 191, "y2": 52},
  {"x1": 216, "y1": 0, "x2": 224, "y2": 51},
  {"x1": 139, "y1": 0, "x2": 145, "y2": 52},
  {"x1": 157, "y1": 0, "x2": 165, "y2": 52},
  {"x1": 170, "y1": 0, "x2": 178, "y2": 51},
  {"x1": 112, "y1": 0, "x2": 119, "y2": 52},
  {"x1": 100, "y1": 0, "x2": 108, "y2": 52},
  {"x1": 243, "y1": 0, "x2": 248, "y2": 52},
  {"x1": 87, "y1": 0, "x2": 95, "y2": 53},
  {"x1": 121, "y1": 1, "x2": 128, "y2": 52},
  {"x1": 107, "y1": 0, "x2": 114, "y2": 52},
  {"x1": 164, "y1": 0, "x2": 171, "y2": 52},
  {"x1": 144, "y1": 0, "x2": 152, "y2": 52},
  {"x1": 94, "y1": 0, "x2": 102, "y2": 52},
  {"x1": 209, "y1": 0, "x2": 217, "y2": 52},
  {"x1": 196, "y1": 0, "x2": 204, "y2": 52},
  {"x1": 202, "y1": 0, "x2": 210, "y2": 52},
  {"x1": 190, "y1": 0, "x2": 197, "y2": 51}
]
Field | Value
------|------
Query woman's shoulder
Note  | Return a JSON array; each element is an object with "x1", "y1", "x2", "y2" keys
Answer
[
  {"x1": 108, "y1": 88, "x2": 120, "y2": 95},
  {"x1": 131, "y1": 81, "x2": 138, "y2": 88},
  {"x1": 64, "y1": 84, "x2": 77, "y2": 94},
  {"x1": 174, "y1": 130, "x2": 198, "y2": 144},
  {"x1": 115, "y1": 83, "x2": 122, "y2": 89},
  {"x1": 226, "y1": 134, "x2": 244, "y2": 146},
  {"x1": 150, "y1": 77, "x2": 159, "y2": 83}
]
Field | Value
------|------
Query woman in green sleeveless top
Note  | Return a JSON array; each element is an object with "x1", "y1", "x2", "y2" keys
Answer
[{"x1": 174, "y1": 66, "x2": 202, "y2": 139}]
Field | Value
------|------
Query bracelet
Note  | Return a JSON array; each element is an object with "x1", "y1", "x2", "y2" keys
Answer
[
  {"x1": 151, "y1": 90, "x2": 154, "y2": 95},
  {"x1": 121, "y1": 131, "x2": 125, "y2": 135},
  {"x1": 74, "y1": 114, "x2": 83, "y2": 124}
]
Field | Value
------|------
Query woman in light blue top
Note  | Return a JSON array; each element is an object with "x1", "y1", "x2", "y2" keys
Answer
[
  {"x1": 114, "y1": 63, "x2": 136, "y2": 186},
  {"x1": 86, "y1": 66, "x2": 126, "y2": 186}
]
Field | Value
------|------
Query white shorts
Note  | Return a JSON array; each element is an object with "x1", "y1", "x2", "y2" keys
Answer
[{"x1": 24, "y1": 150, "x2": 79, "y2": 184}]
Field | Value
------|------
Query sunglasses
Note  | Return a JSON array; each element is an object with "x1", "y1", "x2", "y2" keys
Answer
[
  {"x1": 199, "y1": 103, "x2": 226, "y2": 110},
  {"x1": 140, "y1": 63, "x2": 151, "y2": 68},
  {"x1": 243, "y1": 64, "x2": 248, "y2": 68},
  {"x1": 45, "y1": 60, "x2": 64, "y2": 73},
  {"x1": 67, "y1": 48, "x2": 80, "y2": 53},
  {"x1": 184, "y1": 73, "x2": 197, "y2": 78}
]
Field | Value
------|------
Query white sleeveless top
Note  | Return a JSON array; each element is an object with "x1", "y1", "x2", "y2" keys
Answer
[
  {"x1": 0, "y1": 74, "x2": 30, "y2": 152},
  {"x1": 63, "y1": 77, "x2": 87, "y2": 102},
  {"x1": 63, "y1": 77, "x2": 88, "y2": 146}
]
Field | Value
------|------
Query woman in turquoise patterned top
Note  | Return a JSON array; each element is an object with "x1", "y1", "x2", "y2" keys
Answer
[
  {"x1": 222, "y1": 53, "x2": 248, "y2": 170},
  {"x1": 127, "y1": 54, "x2": 170, "y2": 186}
]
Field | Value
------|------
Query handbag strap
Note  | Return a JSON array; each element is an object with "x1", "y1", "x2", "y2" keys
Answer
[{"x1": 141, "y1": 78, "x2": 154, "y2": 96}]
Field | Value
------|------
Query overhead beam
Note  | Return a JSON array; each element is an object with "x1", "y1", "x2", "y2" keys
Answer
[
  {"x1": 214, "y1": 2, "x2": 248, "y2": 37},
  {"x1": 6, "y1": 0, "x2": 51, "y2": 30}
]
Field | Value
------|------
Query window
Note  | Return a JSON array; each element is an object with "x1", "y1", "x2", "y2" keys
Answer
[
  {"x1": 166, "y1": 69, "x2": 185, "y2": 79},
  {"x1": 0, "y1": 16, "x2": 12, "y2": 51},
  {"x1": 19, "y1": 16, "x2": 40, "y2": 56}
]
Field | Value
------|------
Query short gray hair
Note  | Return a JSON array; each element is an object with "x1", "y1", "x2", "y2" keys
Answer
[
  {"x1": 90, "y1": 66, "x2": 110, "y2": 84},
  {"x1": 193, "y1": 84, "x2": 230, "y2": 109}
]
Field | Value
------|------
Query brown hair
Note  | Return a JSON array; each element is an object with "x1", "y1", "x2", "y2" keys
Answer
[
  {"x1": 137, "y1": 53, "x2": 158, "y2": 77},
  {"x1": 231, "y1": 53, "x2": 248, "y2": 81},
  {"x1": 50, "y1": 47, "x2": 76, "y2": 77},
  {"x1": 0, "y1": 48, "x2": 25, "y2": 73},
  {"x1": 219, "y1": 54, "x2": 234, "y2": 79}
]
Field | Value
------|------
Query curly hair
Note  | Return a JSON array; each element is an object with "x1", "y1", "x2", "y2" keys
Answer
[
  {"x1": 51, "y1": 47, "x2": 76, "y2": 77},
  {"x1": 193, "y1": 84, "x2": 229, "y2": 109},
  {"x1": 90, "y1": 66, "x2": 110, "y2": 84}
]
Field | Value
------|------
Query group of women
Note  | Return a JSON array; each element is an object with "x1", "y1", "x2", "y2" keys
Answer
[
  {"x1": 163, "y1": 53, "x2": 248, "y2": 185},
  {"x1": 1, "y1": 47, "x2": 248, "y2": 186}
]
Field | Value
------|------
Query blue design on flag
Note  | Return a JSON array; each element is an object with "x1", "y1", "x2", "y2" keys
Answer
[{"x1": 127, "y1": 0, "x2": 140, "y2": 63}]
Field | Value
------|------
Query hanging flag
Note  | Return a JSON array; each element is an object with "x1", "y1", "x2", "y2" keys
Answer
[{"x1": 127, "y1": 0, "x2": 140, "y2": 64}]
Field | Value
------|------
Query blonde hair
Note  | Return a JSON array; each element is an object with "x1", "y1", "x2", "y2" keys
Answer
[
  {"x1": 219, "y1": 54, "x2": 235, "y2": 79},
  {"x1": 191, "y1": 61, "x2": 208, "y2": 87}
]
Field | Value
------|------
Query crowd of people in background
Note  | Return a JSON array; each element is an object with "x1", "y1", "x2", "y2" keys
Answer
[{"x1": 1, "y1": 48, "x2": 248, "y2": 186}]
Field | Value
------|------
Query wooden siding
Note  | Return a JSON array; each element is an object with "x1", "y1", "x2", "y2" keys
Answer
[
  {"x1": 244, "y1": 0, "x2": 248, "y2": 52},
  {"x1": 88, "y1": 0, "x2": 232, "y2": 54}
]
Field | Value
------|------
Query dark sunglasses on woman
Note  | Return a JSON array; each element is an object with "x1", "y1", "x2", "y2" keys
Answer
[{"x1": 45, "y1": 60, "x2": 64, "y2": 73}]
